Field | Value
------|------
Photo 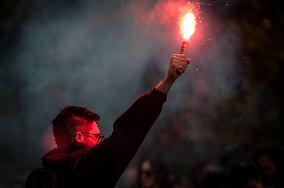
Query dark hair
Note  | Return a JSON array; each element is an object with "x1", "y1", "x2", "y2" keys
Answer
[{"x1": 52, "y1": 106, "x2": 100, "y2": 147}]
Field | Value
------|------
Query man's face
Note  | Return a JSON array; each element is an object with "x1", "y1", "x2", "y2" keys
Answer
[
  {"x1": 75, "y1": 120, "x2": 102, "y2": 148},
  {"x1": 140, "y1": 161, "x2": 157, "y2": 188}
]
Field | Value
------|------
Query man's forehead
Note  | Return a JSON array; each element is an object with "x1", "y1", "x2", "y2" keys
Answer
[{"x1": 141, "y1": 161, "x2": 152, "y2": 171}]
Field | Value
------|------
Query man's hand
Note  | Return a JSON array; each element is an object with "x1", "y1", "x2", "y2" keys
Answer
[
  {"x1": 155, "y1": 54, "x2": 191, "y2": 94},
  {"x1": 167, "y1": 54, "x2": 190, "y2": 81}
]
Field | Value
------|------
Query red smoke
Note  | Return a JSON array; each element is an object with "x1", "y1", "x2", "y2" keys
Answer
[{"x1": 129, "y1": 0, "x2": 201, "y2": 42}]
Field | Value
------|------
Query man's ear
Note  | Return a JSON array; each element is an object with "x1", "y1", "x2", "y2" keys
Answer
[{"x1": 75, "y1": 132, "x2": 84, "y2": 143}]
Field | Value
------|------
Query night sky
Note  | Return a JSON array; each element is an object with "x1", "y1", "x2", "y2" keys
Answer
[{"x1": 0, "y1": 0, "x2": 283, "y2": 187}]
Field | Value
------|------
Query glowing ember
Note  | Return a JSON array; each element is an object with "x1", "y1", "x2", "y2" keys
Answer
[{"x1": 180, "y1": 11, "x2": 197, "y2": 40}]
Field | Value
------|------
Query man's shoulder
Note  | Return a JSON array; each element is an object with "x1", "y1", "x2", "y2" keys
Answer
[{"x1": 25, "y1": 168, "x2": 57, "y2": 188}]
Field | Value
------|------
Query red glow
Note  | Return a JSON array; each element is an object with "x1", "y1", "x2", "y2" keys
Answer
[
  {"x1": 129, "y1": 0, "x2": 201, "y2": 43},
  {"x1": 180, "y1": 10, "x2": 197, "y2": 40},
  {"x1": 42, "y1": 128, "x2": 57, "y2": 153}
]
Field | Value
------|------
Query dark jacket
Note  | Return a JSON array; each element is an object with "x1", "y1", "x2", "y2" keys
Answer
[{"x1": 26, "y1": 89, "x2": 167, "y2": 188}]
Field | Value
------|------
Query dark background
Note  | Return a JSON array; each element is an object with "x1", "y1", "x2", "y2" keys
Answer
[{"x1": 0, "y1": 0, "x2": 283, "y2": 187}]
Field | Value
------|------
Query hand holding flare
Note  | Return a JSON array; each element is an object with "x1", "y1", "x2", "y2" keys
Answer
[{"x1": 154, "y1": 6, "x2": 197, "y2": 92}]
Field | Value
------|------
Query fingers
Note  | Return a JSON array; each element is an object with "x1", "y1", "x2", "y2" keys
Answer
[
  {"x1": 172, "y1": 53, "x2": 189, "y2": 59},
  {"x1": 171, "y1": 54, "x2": 191, "y2": 65},
  {"x1": 171, "y1": 54, "x2": 190, "y2": 70},
  {"x1": 177, "y1": 64, "x2": 187, "y2": 71},
  {"x1": 172, "y1": 53, "x2": 187, "y2": 58},
  {"x1": 168, "y1": 54, "x2": 191, "y2": 79},
  {"x1": 175, "y1": 65, "x2": 186, "y2": 75},
  {"x1": 172, "y1": 59, "x2": 189, "y2": 67}
]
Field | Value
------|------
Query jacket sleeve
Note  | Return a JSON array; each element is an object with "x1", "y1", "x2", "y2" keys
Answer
[
  {"x1": 110, "y1": 88, "x2": 167, "y2": 169},
  {"x1": 113, "y1": 89, "x2": 167, "y2": 142},
  {"x1": 72, "y1": 89, "x2": 167, "y2": 187}
]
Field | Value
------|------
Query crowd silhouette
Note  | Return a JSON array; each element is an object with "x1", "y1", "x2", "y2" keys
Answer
[{"x1": 121, "y1": 143, "x2": 284, "y2": 188}]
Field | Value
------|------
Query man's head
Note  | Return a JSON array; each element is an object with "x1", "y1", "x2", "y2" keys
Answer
[
  {"x1": 253, "y1": 143, "x2": 284, "y2": 185},
  {"x1": 138, "y1": 158, "x2": 167, "y2": 188},
  {"x1": 52, "y1": 106, "x2": 103, "y2": 148}
]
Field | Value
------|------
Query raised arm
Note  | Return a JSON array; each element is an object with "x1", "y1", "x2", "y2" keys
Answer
[
  {"x1": 73, "y1": 54, "x2": 190, "y2": 187},
  {"x1": 107, "y1": 53, "x2": 191, "y2": 179},
  {"x1": 112, "y1": 54, "x2": 190, "y2": 142}
]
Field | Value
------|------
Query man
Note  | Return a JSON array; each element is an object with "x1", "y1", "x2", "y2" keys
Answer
[
  {"x1": 25, "y1": 54, "x2": 190, "y2": 188},
  {"x1": 137, "y1": 158, "x2": 169, "y2": 188},
  {"x1": 253, "y1": 144, "x2": 284, "y2": 188}
]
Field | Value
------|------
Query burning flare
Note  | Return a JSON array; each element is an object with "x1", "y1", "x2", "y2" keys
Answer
[
  {"x1": 180, "y1": 11, "x2": 197, "y2": 40},
  {"x1": 179, "y1": 9, "x2": 197, "y2": 55}
]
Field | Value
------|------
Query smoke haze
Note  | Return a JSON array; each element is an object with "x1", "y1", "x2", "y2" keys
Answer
[{"x1": 0, "y1": 0, "x2": 246, "y2": 187}]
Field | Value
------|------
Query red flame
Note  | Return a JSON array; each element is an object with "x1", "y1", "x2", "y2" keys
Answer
[{"x1": 180, "y1": 10, "x2": 197, "y2": 40}]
